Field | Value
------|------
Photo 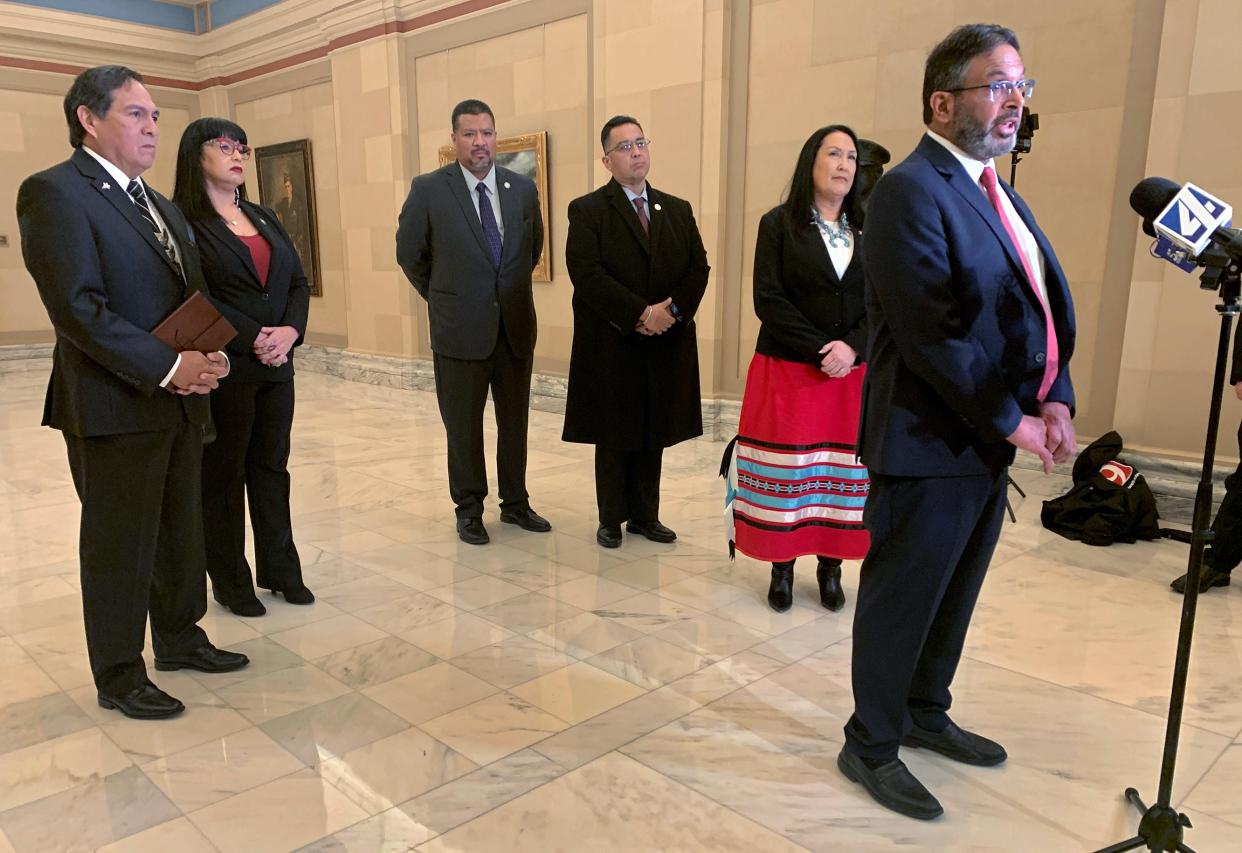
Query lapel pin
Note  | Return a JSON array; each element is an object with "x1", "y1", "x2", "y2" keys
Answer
[
  {"x1": 653, "y1": 203, "x2": 662, "y2": 212},
  {"x1": 101, "y1": 182, "x2": 110, "y2": 190},
  {"x1": 503, "y1": 181, "x2": 511, "y2": 189}
]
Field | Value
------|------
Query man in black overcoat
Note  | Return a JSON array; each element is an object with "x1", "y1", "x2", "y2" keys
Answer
[{"x1": 563, "y1": 116, "x2": 710, "y2": 548}]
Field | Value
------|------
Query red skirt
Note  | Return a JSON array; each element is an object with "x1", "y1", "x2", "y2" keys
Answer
[{"x1": 729, "y1": 353, "x2": 870, "y2": 563}]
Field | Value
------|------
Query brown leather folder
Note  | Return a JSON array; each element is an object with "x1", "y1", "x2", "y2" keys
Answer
[{"x1": 151, "y1": 291, "x2": 237, "y2": 353}]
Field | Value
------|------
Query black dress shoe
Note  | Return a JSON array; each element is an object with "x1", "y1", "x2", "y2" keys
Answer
[
  {"x1": 500, "y1": 507, "x2": 552, "y2": 533},
  {"x1": 1171, "y1": 565, "x2": 1231, "y2": 594},
  {"x1": 817, "y1": 557, "x2": 846, "y2": 612},
  {"x1": 767, "y1": 564, "x2": 793, "y2": 612},
  {"x1": 597, "y1": 524, "x2": 622, "y2": 548},
  {"x1": 457, "y1": 517, "x2": 490, "y2": 545},
  {"x1": 838, "y1": 747, "x2": 943, "y2": 820},
  {"x1": 213, "y1": 590, "x2": 267, "y2": 617},
  {"x1": 155, "y1": 644, "x2": 250, "y2": 674},
  {"x1": 263, "y1": 584, "x2": 315, "y2": 605},
  {"x1": 626, "y1": 519, "x2": 677, "y2": 543},
  {"x1": 901, "y1": 720, "x2": 1007, "y2": 767},
  {"x1": 97, "y1": 684, "x2": 184, "y2": 719}
]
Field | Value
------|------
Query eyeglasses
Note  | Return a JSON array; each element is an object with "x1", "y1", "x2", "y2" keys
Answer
[
  {"x1": 947, "y1": 79, "x2": 1036, "y2": 101},
  {"x1": 605, "y1": 138, "x2": 652, "y2": 155},
  {"x1": 208, "y1": 137, "x2": 252, "y2": 159}
]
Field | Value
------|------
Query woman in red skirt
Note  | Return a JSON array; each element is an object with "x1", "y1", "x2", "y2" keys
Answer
[{"x1": 734, "y1": 125, "x2": 870, "y2": 613}]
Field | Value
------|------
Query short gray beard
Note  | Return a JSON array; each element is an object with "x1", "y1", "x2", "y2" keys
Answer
[{"x1": 952, "y1": 109, "x2": 1018, "y2": 161}]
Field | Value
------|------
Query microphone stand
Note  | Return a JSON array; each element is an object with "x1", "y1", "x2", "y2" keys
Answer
[
  {"x1": 1094, "y1": 248, "x2": 1239, "y2": 853},
  {"x1": 1001, "y1": 122, "x2": 1035, "y2": 521}
]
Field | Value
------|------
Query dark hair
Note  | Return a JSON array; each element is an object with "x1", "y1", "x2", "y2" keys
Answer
[
  {"x1": 451, "y1": 99, "x2": 494, "y2": 131},
  {"x1": 780, "y1": 125, "x2": 863, "y2": 231},
  {"x1": 600, "y1": 115, "x2": 643, "y2": 152},
  {"x1": 922, "y1": 24, "x2": 1020, "y2": 124},
  {"x1": 171, "y1": 116, "x2": 250, "y2": 222},
  {"x1": 63, "y1": 65, "x2": 144, "y2": 148}
]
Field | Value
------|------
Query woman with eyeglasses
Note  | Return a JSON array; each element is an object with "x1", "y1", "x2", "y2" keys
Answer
[
  {"x1": 730, "y1": 124, "x2": 871, "y2": 614},
  {"x1": 173, "y1": 118, "x2": 312, "y2": 617}
]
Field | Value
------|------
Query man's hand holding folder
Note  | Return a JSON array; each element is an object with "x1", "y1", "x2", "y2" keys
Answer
[{"x1": 153, "y1": 291, "x2": 237, "y2": 395}]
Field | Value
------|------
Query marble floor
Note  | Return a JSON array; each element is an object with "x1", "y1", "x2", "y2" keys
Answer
[{"x1": 2, "y1": 362, "x2": 1242, "y2": 852}]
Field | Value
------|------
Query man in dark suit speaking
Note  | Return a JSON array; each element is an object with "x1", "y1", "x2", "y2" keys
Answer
[
  {"x1": 17, "y1": 66, "x2": 249, "y2": 720},
  {"x1": 837, "y1": 25, "x2": 1076, "y2": 819},
  {"x1": 397, "y1": 99, "x2": 549, "y2": 545}
]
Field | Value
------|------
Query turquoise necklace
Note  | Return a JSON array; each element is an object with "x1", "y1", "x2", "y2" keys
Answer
[{"x1": 812, "y1": 208, "x2": 851, "y2": 248}]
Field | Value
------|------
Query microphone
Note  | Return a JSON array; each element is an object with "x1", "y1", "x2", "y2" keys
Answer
[{"x1": 1129, "y1": 177, "x2": 1242, "y2": 262}]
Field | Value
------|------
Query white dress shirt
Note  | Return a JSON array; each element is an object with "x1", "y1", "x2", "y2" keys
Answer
[{"x1": 459, "y1": 163, "x2": 504, "y2": 239}]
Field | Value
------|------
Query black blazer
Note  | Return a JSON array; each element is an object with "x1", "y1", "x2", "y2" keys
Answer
[
  {"x1": 752, "y1": 205, "x2": 866, "y2": 365},
  {"x1": 561, "y1": 179, "x2": 710, "y2": 449},
  {"x1": 16, "y1": 147, "x2": 210, "y2": 437},
  {"x1": 396, "y1": 163, "x2": 544, "y2": 360},
  {"x1": 188, "y1": 199, "x2": 310, "y2": 384},
  {"x1": 860, "y1": 134, "x2": 1076, "y2": 477}
]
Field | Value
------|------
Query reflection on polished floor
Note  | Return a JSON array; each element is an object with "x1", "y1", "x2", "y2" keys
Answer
[{"x1": 2, "y1": 362, "x2": 1242, "y2": 852}]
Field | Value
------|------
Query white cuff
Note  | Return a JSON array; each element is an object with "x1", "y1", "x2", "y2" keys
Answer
[{"x1": 159, "y1": 353, "x2": 181, "y2": 388}]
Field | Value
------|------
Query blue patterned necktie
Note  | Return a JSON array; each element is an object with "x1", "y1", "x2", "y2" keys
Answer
[{"x1": 476, "y1": 182, "x2": 502, "y2": 267}]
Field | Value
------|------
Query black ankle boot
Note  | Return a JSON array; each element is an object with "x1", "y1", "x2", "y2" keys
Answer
[
  {"x1": 817, "y1": 557, "x2": 845, "y2": 612},
  {"x1": 768, "y1": 562, "x2": 794, "y2": 612}
]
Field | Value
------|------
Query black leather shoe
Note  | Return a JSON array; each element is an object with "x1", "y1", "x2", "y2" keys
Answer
[
  {"x1": 1171, "y1": 566, "x2": 1231, "y2": 595},
  {"x1": 213, "y1": 590, "x2": 267, "y2": 617},
  {"x1": 597, "y1": 524, "x2": 623, "y2": 548},
  {"x1": 767, "y1": 564, "x2": 793, "y2": 612},
  {"x1": 457, "y1": 517, "x2": 490, "y2": 545},
  {"x1": 500, "y1": 507, "x2": 552, "y2": 533},
  {"x1": 817, "y1": 558, "x2": 846, "y2": 612},
  {"x1": 626, "y1": 519, "x2": 677, "y2": 543},
  {"x1": 97, "y1": 683, "x2": 184, "y2": 719},
  {"x1": 901, "y1": 720, "x2": 1007, "y2": 767},
  {"x1": 155, "y1": 644, "x2": 250, "y2": 674},
  {"x1": 264, "y1": 584, "x2": 315, "y2": 605},
  {"x1": 838, "y1": 747, "x2": 943, "y2": 820}
]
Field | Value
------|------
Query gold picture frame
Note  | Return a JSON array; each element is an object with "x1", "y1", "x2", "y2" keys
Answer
[
  {"x1": 254, "y1": 139, "x2": 323, "y2": 297},
  {"x1": 439, "y1": 131, "x2": 551, "y2": 282}
]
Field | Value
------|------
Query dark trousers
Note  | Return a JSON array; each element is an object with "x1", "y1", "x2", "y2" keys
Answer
[
  {"x1": 433, "y1": 325, "x2": 533, "y2": 519},
  {"x1": 201, "y1": 379, "x2": 302, "y2": 601},
  {"x1": 64, "y1": 423, "x2": 209, "y2": 695},
  {"x1": 844, "y1": 468, "x2": 1008, "y2": 760},
  {"x1": 595, "y1": 446, "x2": 663, "y2": 526},
  {"x1": 1207, "y1": 419, "x2": 1242, "y2": 574}
]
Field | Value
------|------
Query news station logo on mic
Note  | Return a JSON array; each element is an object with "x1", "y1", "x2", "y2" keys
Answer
[{"x1": 1154, "y1": 183, "x2": 1233, "y2": 256}]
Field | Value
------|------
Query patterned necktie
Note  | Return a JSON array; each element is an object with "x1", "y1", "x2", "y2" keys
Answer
[
  {"x1": 633, "y1": 196, "x2": 650, "y2": 233},
  {"x1": 476, "y1": 183, "x2": 502, "y2": 267},
  {"x1": 980, "y1": 165, "x2": 1058, "y2": 401},
  {"x1": 126, "y1": 179, "x2": 177, "y2": 266}
]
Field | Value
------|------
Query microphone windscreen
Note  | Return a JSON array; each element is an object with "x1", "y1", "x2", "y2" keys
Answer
[{"x1": 1129, "y1": 176, "x2": 1180, "y2": 220}]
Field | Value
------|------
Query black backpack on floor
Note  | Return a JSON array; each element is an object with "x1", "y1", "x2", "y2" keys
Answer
[{"x1": 1040, "y1": 430, "x2": 1161, "y2": 546}]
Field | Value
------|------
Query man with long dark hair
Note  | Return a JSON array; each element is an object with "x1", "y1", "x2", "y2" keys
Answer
[
  {"x1": 839, "y1": 25, "x2": 1076, "y2": 818},
  {"x1": 16, "y1": 66, "x2": 249, "y2": 720}
]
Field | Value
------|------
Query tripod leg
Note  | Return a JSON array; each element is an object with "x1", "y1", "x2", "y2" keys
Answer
[
  {"x1": 1008, "y1": 474, "x2": 1027, "y2": 499},
  {"x1": 1093, "y1": 836, "x2": 1147, "y2": 853},
  {"x1": 1177, "y1": 844, "x2": 1196, "y2": 853},
  {"x1": 1006, "y1": 498, "x2": 1016, "y2": 523}
]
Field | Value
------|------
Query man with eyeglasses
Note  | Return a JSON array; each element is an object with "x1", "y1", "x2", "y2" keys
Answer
[
  {"x1": 562, "y1": 115, "x2": 710, "y2": 549},
  {"x1": 838, "y1": 24, "x2": 1076, "y2": 819}
]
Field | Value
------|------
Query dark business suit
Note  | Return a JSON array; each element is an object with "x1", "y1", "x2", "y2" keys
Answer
[
  {"x1": 396, "y1": 162, "x2": 544, "y2": 519},
  {"x1": 562, "y1": 180, "x2": 709, "y2": 525},
  {"x1": 17, "y1": 147, "x2": 213, "y2": 696},
  {"x1": 189, "y1": 200, "x2": 310, "y2": 602},
  {"x1": 845, "y1": 134, "x2": 1075, "y2": 759}
]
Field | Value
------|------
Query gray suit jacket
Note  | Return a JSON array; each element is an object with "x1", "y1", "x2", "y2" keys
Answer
[{"x1": 396, "y1": 162, "x2": 544, "y2": 360}]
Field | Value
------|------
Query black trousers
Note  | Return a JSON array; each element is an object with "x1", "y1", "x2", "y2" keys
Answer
[
  {"x1": 844, "y1": 468, "x2": 1008, "y2": 760},
  {"x1": 1206, "y1": 419, "x2": 1242, "y2": 574},
  {"x1": 595, "y1": 445, "x2": 663, "y2": 526},
  {"x1": 64, "y1": 422, "x2": 209, "y2": 695},
  {"x1": 201, "y1": 379, "x2": 302, "y2": 601},
  {"x1": 433, "y1": 325, "x2": 533, "y2": 519}
]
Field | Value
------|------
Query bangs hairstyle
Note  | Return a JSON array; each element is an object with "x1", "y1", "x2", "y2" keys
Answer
[
  {"x1": 922, "y1": 23, "x2": 1019, "y2": 125},
  {"x1": 779, "y1": 124, "x2": 863, "y2": 232},
  {"x1": 172, "y1": 116, "x2": 250, "y2": 222}
]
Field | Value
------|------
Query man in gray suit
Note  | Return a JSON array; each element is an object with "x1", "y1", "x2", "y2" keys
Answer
[{"x1": 396, "y1": 99, "x2": 549, "y2": 545}]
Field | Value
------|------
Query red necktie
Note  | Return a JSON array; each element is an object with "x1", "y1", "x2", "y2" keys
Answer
[
  {"x1": 633, "y1": 196, "x2": 649, "y2": 233},
  {"x1": 980, "y1": 165, "x2": 1058, "y2": 401}
]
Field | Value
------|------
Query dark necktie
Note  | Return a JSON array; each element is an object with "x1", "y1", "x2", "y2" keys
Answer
[
  {"x1": 633, "y1": 196, "x2": 649, "y2": 233},
  {"x1": 476, "y1": 183, "x2": 502, "y2": 267},
  {"x1": 126, "y1": 179, "x2": 178, "y2": 266}
]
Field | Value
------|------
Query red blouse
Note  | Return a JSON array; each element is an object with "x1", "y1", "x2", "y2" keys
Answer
[{"x1": 237, "y1": 232, "x2": 271, "y2": 286}]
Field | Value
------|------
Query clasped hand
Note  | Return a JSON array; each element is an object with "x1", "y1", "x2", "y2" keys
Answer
[
  {"x1": 636, "y1": 298, "x2": 675, "y2": 336},
  {"x1": 1005, "y1": 401, "x2": 1076, "y2": 475},
  {"x1": 819, "y1": 340, "x2": 856, "y2": 378},
  {"x1": 253, "y1": 326, "x2": 298, "y2": 367},
  {"x1": 169, "y1": 350, "x2": 229, "y2": 395}
]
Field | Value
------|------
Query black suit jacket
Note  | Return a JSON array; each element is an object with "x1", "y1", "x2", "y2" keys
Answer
[
  {"x1": 17, "y1": 147, "x2": 210, "y2": 437},
  {"x1": 860, "y1": 134, "x2": 1076, "y2": 477},
  {"x1": 562, "y1": 179, "x2": 710, "y2": 449},
  {"x1": 395, "y1": 163, "x2": 544, "y2": 360},
  {"x1": 752, "y1": 205, "x2": 866, "y2": 365},
  {"x1": 188, "y1": 200, "x2": 310, "y2": 384}
]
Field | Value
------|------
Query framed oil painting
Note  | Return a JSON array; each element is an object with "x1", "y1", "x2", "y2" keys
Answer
[
  {"x1": 254, "y1": 139, "x2": 323, "y2": 297},
  {"x1": 439, "y1": 130, "x2": 550, "y2": 282}
]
